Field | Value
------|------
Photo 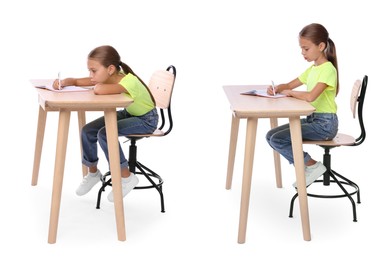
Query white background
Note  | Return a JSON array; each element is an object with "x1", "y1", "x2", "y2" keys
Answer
[{"x1": 0, "y1": 0, "x2": 389, "y2": 259}]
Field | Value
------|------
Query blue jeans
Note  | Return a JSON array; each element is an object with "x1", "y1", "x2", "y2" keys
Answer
[
  {"x1": 81, "y1": 108, "x2": 158, "y2": 169},
  {"x1": 266, "y1": 113, "x2": 338, "y2": 165}
]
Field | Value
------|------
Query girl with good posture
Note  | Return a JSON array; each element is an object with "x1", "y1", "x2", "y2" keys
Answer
[{"x1": 266, "y1": 23, "x2": 339, "y2": 187}]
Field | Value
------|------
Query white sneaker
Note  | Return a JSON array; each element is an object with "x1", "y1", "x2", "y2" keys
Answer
[
  {"x1": 292, "y1": 162, "x2": 326, "y2": 188},
  {"x1": 107, "y1": 174, "x2": 139, "y2": 202},
  {"x1": 75, "y1": 170, "x2": 102, "y2": 196}
]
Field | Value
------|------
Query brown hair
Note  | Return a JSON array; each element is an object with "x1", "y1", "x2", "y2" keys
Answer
[
  {"x1": 88, "y1": 45, "x2": 155, "y2": 103},
  {"x1": 299, "y1": 23, "x2": 339, "y2": 95}
]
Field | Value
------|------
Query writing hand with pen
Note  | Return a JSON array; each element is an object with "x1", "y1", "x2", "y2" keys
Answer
[
  {"x1": 267, "y1": 81, "x2": 294, "y2": 97},
  {"x1": 52, "y1": 72, "x2": 62, "y2": 90},
  {"x1": 267, "y1": 80, "x2": 278, "y2": 96},
  {"x1": 52, "y1": 73, "x2": 77, "y2": 90}
]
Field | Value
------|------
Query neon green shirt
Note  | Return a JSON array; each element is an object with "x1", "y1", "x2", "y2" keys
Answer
[
  {"x1": 119, "y1": 73, "x2": 155, "y2": 116},
  {"x1": 298, "y1": 61, "x2": 337, "y2": 113}
]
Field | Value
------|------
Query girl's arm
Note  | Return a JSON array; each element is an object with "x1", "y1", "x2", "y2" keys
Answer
[
  {"x1": 282, "y1": 82, "x2": 327, "y2": 102},
  {"x1": 52, "y1": 77, "x2": 93, "y2": 89},
  {"x1": 94, "y1": 83, "x2": 128, "y2": 95},
  {"x1": 72, "y1": 77, "x2": 94, "y2": 86},
  {"x1": 268, "y1": 78, "x2": 302, "y2": 95}
]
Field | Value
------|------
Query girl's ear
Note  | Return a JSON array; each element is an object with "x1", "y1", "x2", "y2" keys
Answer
[
  {"x1": 108, "y1": 64, "x2": 116, "y2": 76},
  {"x1": 319, "y1": 42, "x2": 326, "y2": 52}
]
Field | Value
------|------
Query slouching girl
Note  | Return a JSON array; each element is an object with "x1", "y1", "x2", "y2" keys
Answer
[{"x1": 54, "y1": 45, "x2": 158, "y2": 201}]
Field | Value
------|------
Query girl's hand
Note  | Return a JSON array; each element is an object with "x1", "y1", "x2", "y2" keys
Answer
[
  {"x1": 52, "y1": 78, "x2": 76, "y2": 90},
  {"x1": 282, "y1": 89, "x2": 293, "y2": 97},
  {"x1": 267, "y1": 84, "x2": 278, "y2": 95},
  {"x1": 52, "y1": 79, "x2": 61, "y2": 90}
]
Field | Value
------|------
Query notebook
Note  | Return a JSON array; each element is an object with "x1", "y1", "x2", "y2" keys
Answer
[
  {"x1": 241, "y1": 89, "x2": 286, "y2": 98},
  {"x1": 30, "y1": 79, "x2": 92, "y2": 92}
]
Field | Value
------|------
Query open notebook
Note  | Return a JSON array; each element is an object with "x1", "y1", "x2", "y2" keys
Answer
[
  {"x1": 30, "y1": 79, "x2": 92, "y2": 92},
  {"x1": 241, "y1": 89, "x2": 286, "y2": 98}
]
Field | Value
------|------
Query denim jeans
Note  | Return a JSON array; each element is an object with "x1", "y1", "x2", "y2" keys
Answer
[
  {"x1": 81, "y1": 108, "x2": 158, "y2": 169},
  {"x1": 266, "y1": 113, "x2": 338, "y2": 165}
]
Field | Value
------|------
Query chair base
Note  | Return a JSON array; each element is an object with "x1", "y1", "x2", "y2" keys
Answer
[
  {"x1": 96, "y1": 161, "x2": 165, "y2": 212},
  {"x1": 288, "y1": 169, "x2": 360, "y2": 222}
]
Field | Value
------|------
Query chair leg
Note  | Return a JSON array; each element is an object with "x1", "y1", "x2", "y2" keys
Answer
[
  {"x1": 289, "y1": 193, "x2": 299, "y2": 218},
  {"x1": 96, "y1": 139, "x2": 166, "y2": 212},
  {"x1": 289, "y1": 168, "x2": 360, "y2": 222},
  {"x1": 332, "y1": 170, "x2": 361, "y2": 204},
  {"x1": 135, "y1": 161, "x2": 165, "y2": 213},
  {"x1": 128, "y1": 138, "x2": 165, "y2": 212},
  {"x1": 329, "y1": 170, "x2": 359, "y2": 222},
  {"x1": 290, "y1": 147, "x2": 360, "y2": 221},
  {"x1": 96, "y1": 172, "x2": 112, "y2": 209},
  {"x1": 95, "y1": 166, "x2": 165, "y2": 212}
]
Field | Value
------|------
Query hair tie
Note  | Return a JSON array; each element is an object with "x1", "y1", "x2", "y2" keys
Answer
[{"x1": 118, "y1": 61, "x2": 122, "y2": 67}]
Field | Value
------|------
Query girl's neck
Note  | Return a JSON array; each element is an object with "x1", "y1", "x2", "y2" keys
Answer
[
  {"x1": 107, "y1": 73, "x2": 124, "y2": 84},
  {"x1": 314, "y1": 55, "x2": 328, "y2": 66}
]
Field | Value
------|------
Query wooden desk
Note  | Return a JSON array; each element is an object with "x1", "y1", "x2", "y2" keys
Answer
[
  {"x1": 223, "y1": 85, "x2": 315, "y2": 243},
  {"x1": 31, "y1": 88, "x2": 133, "y2": 244}
]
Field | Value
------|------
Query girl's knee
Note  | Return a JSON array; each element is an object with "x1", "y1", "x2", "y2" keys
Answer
[
  {"x1": 266, "y1": 131, "x2": 272, "y2": 141},
  {"x1": 97, "y1": 128, "x2": 107, "y2": 142}
]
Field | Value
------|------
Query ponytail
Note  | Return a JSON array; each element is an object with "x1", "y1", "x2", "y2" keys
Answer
[
  {"x1": 120, "y1": 62, "x2": 156, "y2": 105},
  {"x1": 325, "y1": 38, "x2": 339, "y2": 95}
]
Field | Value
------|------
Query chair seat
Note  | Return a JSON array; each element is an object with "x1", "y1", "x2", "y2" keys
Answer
[
  {"x1": 303, "y1": 133, "x2": 356, "y2": 147},
  {"x1": 127, "y1": 129, "x2": 165, "y2": 138}
]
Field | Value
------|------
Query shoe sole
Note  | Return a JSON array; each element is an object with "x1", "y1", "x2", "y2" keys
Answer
[
  {"x1": 75, "y1": 175, "x2": 102, "y2": 196},
  {"x1": 107, "y1": 177, "x2": 139, "y2": 202},
  {"x1": 292, "y1": 166, "x2": 326, "y2": 188}
]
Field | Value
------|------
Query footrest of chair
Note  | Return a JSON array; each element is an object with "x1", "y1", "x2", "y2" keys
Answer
[
  {"x1": 289, "y1": 173, "x2": 360, "y2": 222},
  {"x1": 306, "y1": 179, "x2": 359, "y2": 199},
  {"x1": 134, "y1": 171, "x2": 163, "y2": 190}
]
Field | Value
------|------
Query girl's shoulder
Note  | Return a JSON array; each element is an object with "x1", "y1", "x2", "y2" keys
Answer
[
  {"x1": 120, "y1": 73, "x2": 144, "y2": 90},
  {"x1": 319, "y1": 61, "x2": 335, "y2": 69},
  {"x1": 121, "y1": 73, "x2": 139, "y2": 83},
  {"x1": 320, "y1": 61, "x2": 336, "y2": 74}
]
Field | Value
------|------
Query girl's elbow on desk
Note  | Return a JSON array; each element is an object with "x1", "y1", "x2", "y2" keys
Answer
[
  {"x1": 93, "y1": 83, "x2": 109, "y2": 95},
  {"x1": 93, "y1": 88, "x2": 110, "y2": 95},
  {"x1": 93, "y1": 86, "x2": 102, "y2": 95}
]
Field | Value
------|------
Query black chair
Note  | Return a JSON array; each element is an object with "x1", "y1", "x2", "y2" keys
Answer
[
  {"x1": 96, "y1": 65, "x2": 177, "y2": 212},
  {"x1": 289, "y1": 75, "x2": 368, "y2": 222}
]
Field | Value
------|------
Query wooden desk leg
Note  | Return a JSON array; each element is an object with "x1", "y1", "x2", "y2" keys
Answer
[
  {"x1": 269, "y1": 118, "x2": 282, "y2": 188},
  {"x1": 32, "y1": 106, "x2": 47, "y2": 186},
  {"x1": 77, "y1": 111, "x2": 88, "y2": 177},
  {"x1": 226, "y1": 114, "x2": 240, "y2": 190},
  {"x1": 238, "y1": 117, "x2": 258, "y2": 244},
  {"x1": 289, "y1": 117, "x2": 311, "y2": 241},
  {"x1": 104, "y1": 109, "x2": 126, "y2": 242},
  {"x1": 48, "y1": 110, "x2": 71, "y2": 244}
]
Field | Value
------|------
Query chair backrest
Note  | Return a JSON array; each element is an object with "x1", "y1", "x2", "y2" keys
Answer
[
  {"x1": 350, "y1": 75, "x2": 368, "y2": 146},
  {"x1": 148, "y1": 65, "x2": 176, "y2": 135},
  {"x1": 149, "y1": 66, "x2": 176, "y2": 109}
]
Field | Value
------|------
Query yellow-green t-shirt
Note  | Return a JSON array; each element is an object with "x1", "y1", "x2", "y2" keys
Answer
[
  {"x1": 119, "y1": 73, "x2": 155, "y2": 116},
  {"x1": 298, "y1": 61, "x2": 337, "y2": 113}
]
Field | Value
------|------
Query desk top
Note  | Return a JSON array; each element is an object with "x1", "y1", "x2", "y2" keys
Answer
[
  {"x1": 223, "y1": 85, "x2": 315, "y2": 118},
  {"x1": 36, "y1": 88, "x2": 133, "y2": 111}
]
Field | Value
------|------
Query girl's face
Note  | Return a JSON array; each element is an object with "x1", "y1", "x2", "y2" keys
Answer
[
  {"x1": 299, "y1": 37, "x2": 325, "y2": 65},
  {"x1": 87, "y1": 59, "x2": 111, "y2": 84}
]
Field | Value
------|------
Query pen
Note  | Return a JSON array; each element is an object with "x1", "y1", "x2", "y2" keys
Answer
[
  {"x1": 58, "y1": 72, "x2": 62, "y2": 90},
  {"x1": 271, "y1": 80, "x2": 276, "y2": 96}
]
